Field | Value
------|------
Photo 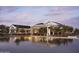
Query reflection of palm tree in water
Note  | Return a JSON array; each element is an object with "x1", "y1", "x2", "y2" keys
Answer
[
  {"x1": 48, "y1": 39, "x2": 73, "y2": 45},
  {"x1": 32, "y1": 36, "x2": 73, "y2": 47},
  {"x1": 14, "y1": 37, "x2": 24, "y2": 46},
  {"x1": 43, "y1": 39, "x2": 73, "y2": 48},
  {"x1": 15, "y1": 39, "x2": 20, "y2": 46}
]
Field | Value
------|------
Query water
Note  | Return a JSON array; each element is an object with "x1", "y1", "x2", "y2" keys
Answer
[{"x1": 0, "y1": 35, "x2": 79, "y2": 53}]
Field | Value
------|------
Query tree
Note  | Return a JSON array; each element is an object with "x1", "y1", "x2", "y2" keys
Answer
[
  {"x1": 59, "y1": 25, "x2": 73, "y2": 36},
  {"x1": 62, "y1": 25, "x2": 73, "y2": 32},
  {"x1": 74, "y1": 28, "x2": 79, "y2": 35},
  {"x1": 39, "y1": 27, "x2": 47, "y2": 35},
  {"x1": 0, "y1": 25, "x2": 9, "y2": 34}
]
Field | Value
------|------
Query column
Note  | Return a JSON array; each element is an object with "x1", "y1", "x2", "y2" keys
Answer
[
  {"x1": 31, "y1": 27, "x2": 33, "y2": 35},
  {"x1": 47, "y1": 26, "x2": 50, "y2": 36}
]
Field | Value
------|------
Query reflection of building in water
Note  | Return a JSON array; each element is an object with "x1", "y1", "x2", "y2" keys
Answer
[
  {"x1": 8, "y1": 35, "x2": 73, "y2": 47},
  {"x1": 32, "y1": 36, "x2": 73, "y2": 48},
  {"x1": 0, "y1": 37, "x2": 9, "y2": 42},
  {"x1": 9, "y1": 36, "x2": 17, "y2": 42},
  {"x1": 32, "y1": 36, "x2": 54, "y2": 42},
  {"x1": 9, "y1": 36, "x2": 32, "y2": 42},
  {"x1": 32, "y1": 36, "x2": 45, "y2": 42},
  {"x1": 9, "y1": 36, "x2": 32, "y2": 45}
]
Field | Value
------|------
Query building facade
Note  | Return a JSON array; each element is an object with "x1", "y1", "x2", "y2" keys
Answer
[
  {"x1": 9, "y1": 24, "x2": 31, "y2": 35},
  {"x1": 31, "y1": 21, "x2": 74, "y2": 36},
  {"x1": 9, "y1": 21, "x2": 75, "y2": 36},
  {"x1": 31, "y1": 23, "x2": 47, "y2": 35}
]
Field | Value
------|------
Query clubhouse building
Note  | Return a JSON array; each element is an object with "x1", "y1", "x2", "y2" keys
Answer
[{"x1": 9, "y1": 21, "x2": 74, "y2": 36}]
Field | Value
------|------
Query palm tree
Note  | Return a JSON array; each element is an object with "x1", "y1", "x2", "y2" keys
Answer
[
  {"x1": 74, "y1": 28, "x2": 79, "y2": 35},
  {"x1": 60, "y1": 25, "x2": 73, "y2": 36}
]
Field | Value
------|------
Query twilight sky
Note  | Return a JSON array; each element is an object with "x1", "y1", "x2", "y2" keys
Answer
[{"x1": 0, "y1": 6, "x2": 79, "y2": 28}]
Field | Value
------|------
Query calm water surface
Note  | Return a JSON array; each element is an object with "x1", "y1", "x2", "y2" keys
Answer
[{"x1": 0, "y1": 35, "x2": 79, "y2": 53}]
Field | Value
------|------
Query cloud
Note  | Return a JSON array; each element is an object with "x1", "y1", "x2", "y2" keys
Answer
[
  {"x1": 15, "y1": 12, "x2": 32, "y2": 19},
  {"x1": 63, "y1": 16, "x2": 79, "y2": 28},
  {"x1": 0, "y1": 10, "x2": 33, "y2": 25},
  {"x1": 0, "y1": 6, "x2": 79, "y2": 28},
  {"x1": 45, "y1": 7, "x2": 79, "y2": 21},
  {"x1": 0, "y1": 6, "x2": 18, "y2": 14}
]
